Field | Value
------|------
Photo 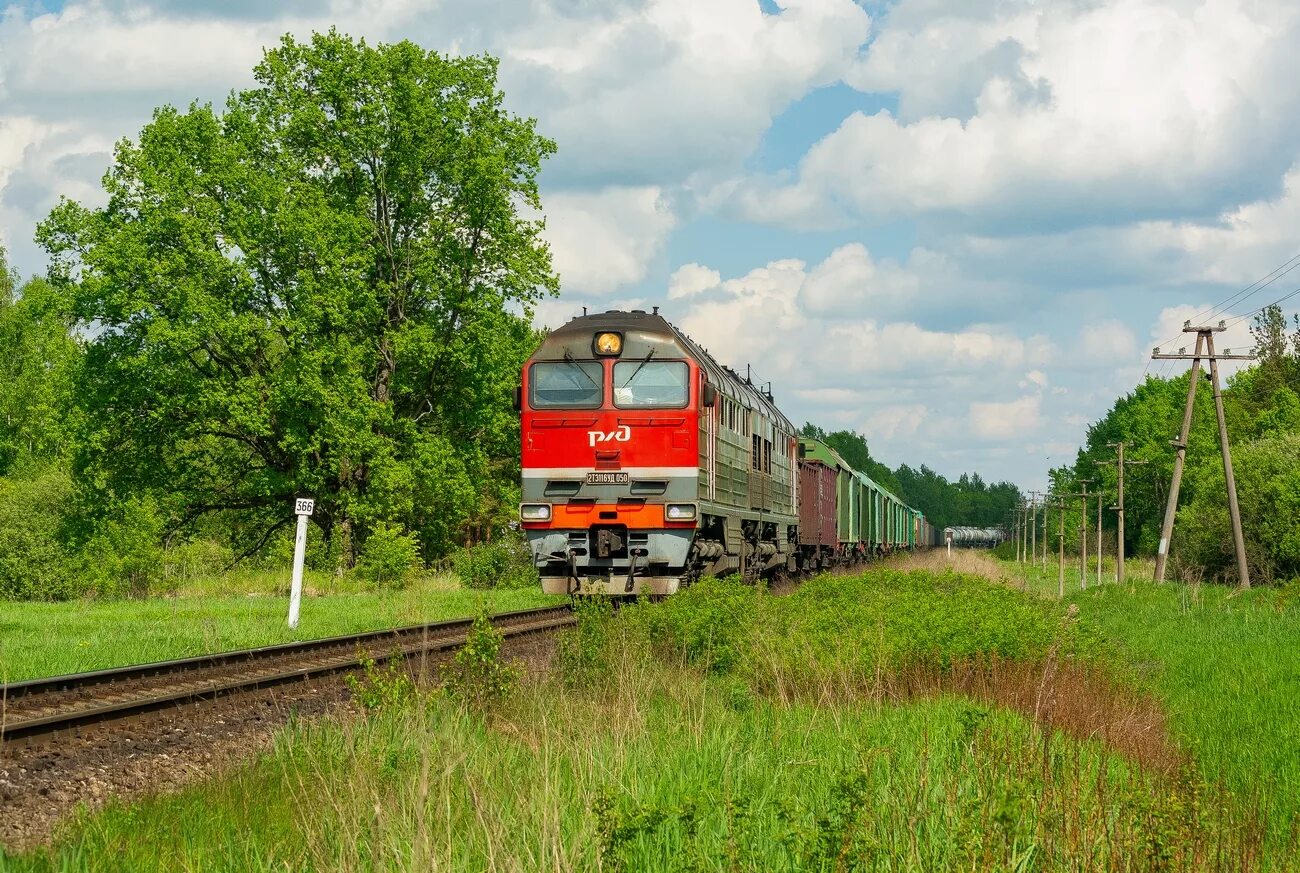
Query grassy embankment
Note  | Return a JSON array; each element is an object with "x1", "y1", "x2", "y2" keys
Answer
[
  {"x1": 0, "y1": 569, "x2": 559, "y2": 683},
  {"x1": 925, "y1": 548, "x2": 1300, "y2": 862},
  {"x1": 8, "y1": 567, "x2": 1274, "y2": 871}
]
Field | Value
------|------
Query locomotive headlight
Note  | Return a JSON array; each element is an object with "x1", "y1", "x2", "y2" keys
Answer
[
  {"x1": 594, "y1": 332, "x2": 623, "y2": 356},
  {"x1": 665, "y1": 503, "x2": 697, "y2": 521},
  {"x1": 520, "y1": 503, "x2": 552, "y2": 521}
]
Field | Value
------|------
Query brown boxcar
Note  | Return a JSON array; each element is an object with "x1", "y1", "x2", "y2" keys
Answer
[{"x1": 798, "y1": 459, "x2": 837, "y2": 549}]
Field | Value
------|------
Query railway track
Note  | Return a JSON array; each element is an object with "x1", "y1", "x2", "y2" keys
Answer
[{"x1": 0, "y1": 604, "x2": 574, "y2": 751}]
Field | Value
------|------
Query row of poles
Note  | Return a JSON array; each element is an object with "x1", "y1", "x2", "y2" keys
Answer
[{"x1": 1009, "y1": 440, "x2": 1143, "y2": 598}]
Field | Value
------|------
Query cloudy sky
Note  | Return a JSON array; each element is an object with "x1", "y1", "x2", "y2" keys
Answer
[{"x1": 3, "y1": 0, "x2": 1299, "y2": 492}]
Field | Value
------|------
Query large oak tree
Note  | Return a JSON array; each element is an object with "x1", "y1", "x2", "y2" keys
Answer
[{"x1": 39, "y1": 31, "x2": 558, "y2": 560}]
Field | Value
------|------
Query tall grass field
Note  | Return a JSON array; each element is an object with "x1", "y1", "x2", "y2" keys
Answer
[{"x1": 9, "y1": 562, "x2": 1298, "y2": 871}]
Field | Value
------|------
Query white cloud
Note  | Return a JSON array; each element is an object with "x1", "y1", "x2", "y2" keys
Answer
[
  {"x1": 1121, "y1": 162, "x2": 1300, "y2": 287},
  {"x1": 731, "y1": 0, "x2": 1300, "y2": 229},
  {"x1": 819, "y1": 320, "x2": 1050, "y2": 378},
  {"x1": 0, "y1": 0, "x2": 873, "y2": 279},
  {"x1": 0, "y1": 117, "x2": 48, "y2": 191},
  {"x1": 665, "y1": 246, "x2": 1058, "y2": 474},
  {"x1": 798, "y1": 242, "x2": 918, "y2": 314},
  {"x1": 501, "y1": 0, "x2": 874, "y2": 186},
  {"x1": 1078, "y1": 320, "x2": 1137, "y2": 363},
  {"x1": 678, "y1": 257, "x2": 808, "y2": 367},
  {"x1": 4, "y1": 5, "x2": 266, "y2": 97},
  {"x1": 543, "y1": 186, "x2": 675, "y2": 295},
  {"x1": 667, "y1": 262, "x2": 721, "y2": 300},
  {"x1": 865, "y1": 403, "x2": 926, "y2": 440},
  {"x1": 970, "y1": 395, "x2": 1042, "y2": 440}
]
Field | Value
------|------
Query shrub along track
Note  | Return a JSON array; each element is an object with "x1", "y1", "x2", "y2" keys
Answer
[{"x1": 0, "y1": 604, "x2": 573, "y2": 850}]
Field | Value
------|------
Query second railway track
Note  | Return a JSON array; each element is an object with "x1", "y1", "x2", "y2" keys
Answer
[{"x1": 0, "y1": 604, "x2": 574, "y2": 751}]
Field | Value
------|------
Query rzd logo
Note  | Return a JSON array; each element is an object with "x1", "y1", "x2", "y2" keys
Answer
[{"x1": 588, "y1": 425, "x2": 631, "y2": 447}]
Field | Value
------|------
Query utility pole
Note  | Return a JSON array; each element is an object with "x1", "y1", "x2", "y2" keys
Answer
[
  {"x1": 1115, "y1": 445, "x2": 1124, "y2": 585},
  {"x1": 1097, "y1": 442, "x2": 1149, "y2": 587},
  {"x1": 1028, "y1": 491, "x2": 1040, "y2": 572},
  {"x1": 1022, "y1": 501, "x2": 1030, "y2": 562},
  {"x1": 1041, "y1": 498, "x2": 1049, "y2": 569},
  {"x1": 1056, "y1": 497, "x2": 1065, "y2": 598},
  {"x1": 1096, "y1": 490, "x2": 1103, "y2": 588},
  {"x1": 1079, "y1": 479, "x2": 1093, "y2": 590},
  {"x1": 1152, "y1": 323, "x2": 1255, "y2": 587}
]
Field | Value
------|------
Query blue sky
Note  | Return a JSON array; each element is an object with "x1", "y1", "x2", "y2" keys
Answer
[{"x1": 3, "y1": 0, "x2": 1299, "y2": 492}]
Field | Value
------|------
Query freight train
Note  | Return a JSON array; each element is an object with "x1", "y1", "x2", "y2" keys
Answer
[{"x1": 518, "y1": 309, "x2": 941, "y2": 596}]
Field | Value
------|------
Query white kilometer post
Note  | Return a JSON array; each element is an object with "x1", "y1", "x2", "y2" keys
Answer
[{"x1": 288, "y1": 497, "x2": 315, "y2": 629}]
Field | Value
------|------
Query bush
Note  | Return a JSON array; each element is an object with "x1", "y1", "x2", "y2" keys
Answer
[
  {"x1": 451, "y1": 535, "x2": 537, "y2": 590},
  {"x1": 771, "y1": 569, "x2": 1063, "y2": 674},
  {"x1": 631, "y1": 575, "x2": 759, "y2": 674},
  {"x1": 261, "y1": 521, "x2": 346, "y2": 573},
  {"x1": 162, "y1": 538, "x2": 232, "y2": 586},
  {"x1": 440, "y1": 611, "x2": 520, "y2": 712},
  {"x1": 1178, "y1": 432, "x2": 1300, "y2": 583},
  {"x1": 0, "y1": 471, "x2": 80, "y2": 600},
  {"x1": 356, "y1": 522, "x2": 422, "y2": 589},
  {"x1": 557, "y1": 595, "x2": 616, "y2": 688},
  {"x1": 346, "y1": 655, "x2": 417, "y2": 712},
  {"x1": 78, "y1": 497, "x2": 166, "y2": 597}
]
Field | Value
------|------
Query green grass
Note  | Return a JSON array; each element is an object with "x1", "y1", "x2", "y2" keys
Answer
[
  {"x1": 997, "y1": 553, "x2": 1300, "y2": 858},
  {"x1": 1067, "y1": 580, "x2": 1300, "y2": 858},
  {"x1": 0, "y1": 571, "x2": 560, "y2": 682},
  {"x1": 6, "y1": 691, "x2": 1229, "y2": 872},
  {"x1": 6, "y1": 568, "x2": 1265, "y2": 871}
]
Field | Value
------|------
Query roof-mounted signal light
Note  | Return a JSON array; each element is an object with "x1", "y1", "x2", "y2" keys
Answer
[{"x1": 594, "y1": 332, "x2": 623, "y2": 356}]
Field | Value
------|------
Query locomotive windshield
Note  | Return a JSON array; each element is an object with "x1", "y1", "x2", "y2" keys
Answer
[
  {"x1": 613, "y1": 360, "x2": 689, "y2": 408},
  {"x1": 529, "y1": 361, "x2": 603, "y2": 408}
]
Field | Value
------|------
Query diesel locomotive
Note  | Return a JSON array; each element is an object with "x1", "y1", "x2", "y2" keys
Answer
[{"x1": 518, "y1": 309, "x2": 937, "y2": 596}]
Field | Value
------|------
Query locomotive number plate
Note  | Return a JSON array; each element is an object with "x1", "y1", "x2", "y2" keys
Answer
[{"x1": 586, "y1": 472, "x2": 629, "y2": 485}]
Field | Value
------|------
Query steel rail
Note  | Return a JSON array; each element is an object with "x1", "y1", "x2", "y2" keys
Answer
[{"x1": 1, "y1": 604, "x2": 573, "y2": 750}]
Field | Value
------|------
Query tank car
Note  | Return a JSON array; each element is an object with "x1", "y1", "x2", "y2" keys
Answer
[
  {"x1": 518, "y1": 309, "x2": 799, "y2": 596},
  {"x1": 943, "y1": 527, "x2": 1005, "y2": 548}
]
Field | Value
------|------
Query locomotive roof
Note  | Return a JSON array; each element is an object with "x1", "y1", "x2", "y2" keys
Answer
[{"x1": 534, "y1": 309, "x2": 795, "y2": 432}]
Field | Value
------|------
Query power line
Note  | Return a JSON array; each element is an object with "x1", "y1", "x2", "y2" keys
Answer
[
  {"x1": 1223, "y1": 283, "x2": 1300, "y2": 330},
  {"x1": 1197, "y1": 253, "x2": 1300, "y2": 325},
  {"x1": 1153, "y1": 250, "x2": 1300, "y2": 349},
  {"x1": 1208, "y1": 256, "x2": 1300, "y2": 321}
]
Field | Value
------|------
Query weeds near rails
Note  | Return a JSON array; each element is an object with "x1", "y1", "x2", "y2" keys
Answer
[
  {"x1": 345, "y1": 652, "x2": 417, "y2": 712},
  {"x1": 439, "y1": 611, "x2": 520, "y2": 714}
]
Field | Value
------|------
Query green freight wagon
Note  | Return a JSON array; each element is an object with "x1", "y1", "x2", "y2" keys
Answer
[{"x1": 798, "y1": 436, "x2": 931, "y2": 558}]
